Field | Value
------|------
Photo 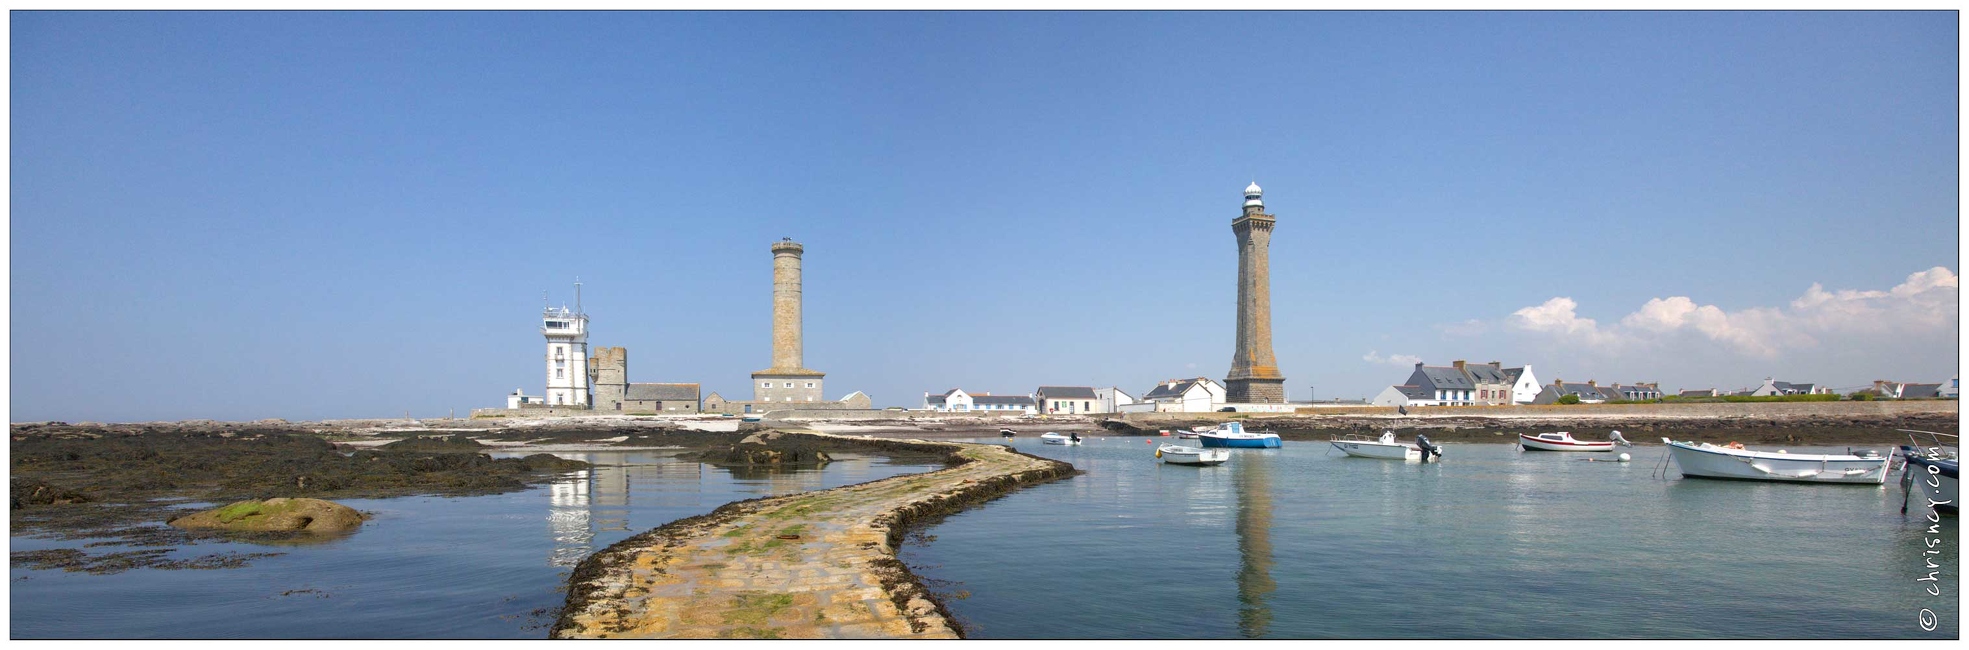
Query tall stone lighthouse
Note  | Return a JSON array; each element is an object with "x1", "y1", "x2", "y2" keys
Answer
[
  {"x1": 751, "y1": 238, "x2": 826, "y2": 403},
  {"x1": 1225, "y1": 182, "x2": 1286, "y2": 404}
]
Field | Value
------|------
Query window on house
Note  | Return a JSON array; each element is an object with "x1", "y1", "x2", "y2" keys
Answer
[
  {"x1": 556, "y1": 369, "x2": 563, "y2": 378},
  {"x1": 806, "y1": 382, "x2": 815, "y2": 388},
  {"x1": 785, "y1": 382, "x2": 793, "y2": 388},
  {"x1": 761, "y1": 381, "x2": 771, "y2": 388}
]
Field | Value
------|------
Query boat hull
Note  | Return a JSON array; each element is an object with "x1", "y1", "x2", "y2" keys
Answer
[
  {"x1": 1158, "y1": 445, "x2": 1229, "y2": 466},
  {"x1": 1519, "y1": 433, "x2": 1615, "y2": 452},
  {"x1": 1331, "y1": 440, "x2": 1421, "y2": 460},
  {"x1": 1902, "y1": 455, "x2": 1960, "y2": 513},
  {"x1": 1666, "y1": 442, "x2": 1889, "y2": 484},
  {"x1": 1197, "y1": 433, "x2": 1281, "y2": 448}
]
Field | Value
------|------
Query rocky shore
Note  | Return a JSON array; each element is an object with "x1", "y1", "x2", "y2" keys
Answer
[{"x1": 1095, "y1": 400, "x2": 1958, "y2": 446}]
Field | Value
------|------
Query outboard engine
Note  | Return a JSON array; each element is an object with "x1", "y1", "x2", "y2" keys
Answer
[
  {"x1": 1415, "y1": 434, "x2": 1443, "y2": 461},
  {"x1": 1069, "y1": 432, "x2": 1081, "y2": 443}
]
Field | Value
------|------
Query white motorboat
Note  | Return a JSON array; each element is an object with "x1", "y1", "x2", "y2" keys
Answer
[
  {"x1": 1195, "y1": 422, "x2": 1282, "y2": 448},
  {"x1": 1662, "y1": 438, "x2": 1890, "y2": 484},
  {"x1": 1040, "y1": 432, "x2": 1082, "y2": 445},
  {"x1": 1330, "y1": 431, "x2": 1422, "y2": 460},
  {"x1": 1899, "y1": 430, "x2": 1958, "y2": 515},
  {"x1": 1177, "y1": 428, "x2": 1202, "y2": 440},
  {"x1": 1519, "y1": 431, "x2": 1619, "y2": 452},
  {"x1": 1157, "y1": 444, "x2": 1229, "y2": 466}
]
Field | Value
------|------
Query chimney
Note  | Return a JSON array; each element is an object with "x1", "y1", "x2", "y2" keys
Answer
[
  {"x1": 1588, "y1": 379, "x2": 1597, "y2": 387},
  {"x1": 1489, "y1": 361, "x2": 1502, "y2": 369},
  {"x1": 1415, "y1": 361, "x2": 1424, "y2": 369},
  {"x1": 1453, "y1": 360, "x2": 1466, "y2": 371}
]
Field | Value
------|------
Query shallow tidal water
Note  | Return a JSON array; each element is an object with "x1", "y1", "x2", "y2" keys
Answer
[
  {"x1": 9, "y1": 450, "x2": 938, "y2": 639},
  {"x1": 899, "y1": 437, "x2": 1959, "y2": 639}
]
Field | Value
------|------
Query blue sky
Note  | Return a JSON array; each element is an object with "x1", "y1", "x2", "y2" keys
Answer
[{"x1": 10, "y1": 11, "x2": 1959, "y2": 421}]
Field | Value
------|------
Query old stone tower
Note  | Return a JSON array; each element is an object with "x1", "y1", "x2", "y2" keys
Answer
[
  {"x1": 751, "y1": 239, "x2": 825, "y2": 403},
  {"x1": 589, "y1": 346, "x2": 628, "y2": 411},
  {"x1": 1225, "y1": 182, "x2": 1286, "y2": 403}
]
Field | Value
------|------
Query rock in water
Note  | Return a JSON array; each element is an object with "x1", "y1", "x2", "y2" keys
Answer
[{"x1": 168, "y1": 498, "x2": 365, "y2": 534}]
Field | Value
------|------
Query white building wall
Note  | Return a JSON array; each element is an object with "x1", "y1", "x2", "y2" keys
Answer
[
  {"x1": 1511, "y1": 366, "x2": 1541, "y2": 404},
  {"x1": 1182, "y1": 385, "x2": 1216, "y2": 413},
  {"x1": 1096, "y1": 387, "x2": 1137, "y2": 414},
  {"x1": 543, "y1": 311, "x2": 590, "y2": 408}
]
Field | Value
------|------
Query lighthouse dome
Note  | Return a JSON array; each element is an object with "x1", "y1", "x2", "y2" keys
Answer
[{"x1": 1243, "y1": 182, "x2": 1264, "y2": 209}]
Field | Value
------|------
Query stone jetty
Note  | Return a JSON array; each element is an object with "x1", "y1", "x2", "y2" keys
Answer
[{"x1": 551, "y1": 432, "x2": 1073, "y2": 639}]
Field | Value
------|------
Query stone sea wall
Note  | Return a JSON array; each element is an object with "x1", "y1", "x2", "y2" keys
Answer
[{"x1": 551, "y1": 432, "x2": 1073, "y2": 639}]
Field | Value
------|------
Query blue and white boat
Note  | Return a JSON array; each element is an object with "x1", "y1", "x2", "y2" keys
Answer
[
  {"x1": 1899, "y1": 430, "x2": 1958, "y2": 515},
  {"x1": 1194, "y1": 422, "x2": 1281, "y2": 448}
]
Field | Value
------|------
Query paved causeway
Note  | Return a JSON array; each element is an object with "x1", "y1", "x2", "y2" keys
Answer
[{"x1": 551, "y1": 434, "x2": 1072, "y2": 639}]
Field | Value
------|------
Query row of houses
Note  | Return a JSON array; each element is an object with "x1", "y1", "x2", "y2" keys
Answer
[
  {"x1": 1371, "y1": 361, "x2": 1545, "y2": 407},
  {"x1": 1372, "y1": 359, "x2": 1670, "y2": 407},
  {"x1": 923, "y1": 378, "x2": 1243, "y2": 415}
]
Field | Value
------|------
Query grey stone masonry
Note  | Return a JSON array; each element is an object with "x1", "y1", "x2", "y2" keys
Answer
[{"x1": 1226, "y1": 191, "x2": 1286, "y2": 404}]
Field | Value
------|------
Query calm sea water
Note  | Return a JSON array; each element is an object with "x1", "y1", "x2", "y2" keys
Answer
[
  {"x1": 899, "y1": 437, "x2": 1959, "y2": 639},
  {"x1": 9, "y1": 450, "x2": 938, "y2": 639}
]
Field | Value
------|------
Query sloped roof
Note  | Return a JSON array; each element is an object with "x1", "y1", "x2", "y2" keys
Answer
[
  {"x1": 1413, "y1": 366, "x2": 1474, "y2": 390},
  {"x1": 973, "y1": 395, "x2": 1034, "y2": 406},
  {"x1": 1393, "y1": 384, "x2": 1430, "y2": 399},
  {"x1": 1036, "y1": 386, "x2": 1098, "y2": 399},
  {"x1": 1144, "y1": 378, "x2": 1216, "y2": 400},
  {"x1": 1462, "y1": 364, "x2": 1510, "y2": 384},
  {"x1": 627, "y1": 383, "x2": 699, "y2": 401},
  {"x1": 1902, "y1": 383, "x2": 1942, "y2": 398}
]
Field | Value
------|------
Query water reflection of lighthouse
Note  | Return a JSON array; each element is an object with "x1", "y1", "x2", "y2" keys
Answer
[
  {"x1": 546, "y1": 453, "x2": 632, "y2": 567},
  {"x1": 1234, "y1": 452, "x2": 1276, "y2": 638}
]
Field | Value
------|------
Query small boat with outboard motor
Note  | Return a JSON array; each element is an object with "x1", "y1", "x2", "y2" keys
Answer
[
  {"x1": 1041, "y1": 432, "x2": 1082, "y2": 445},
  {"x1": 1519, "y1": 430, "x2": 1631, "y2": 452},
  {"x1": 1156, "y1": 444, "x2": 1229, "y2": 466},
  {"x1": 999, "y1": 428, "x2": 1016, "y2": 438},
  {"x1": 1659, "y1": 437, "x2": 1890, "y2": 484},
  {"x1": 1195, "y1": 422, "x2": 1282, "y2": 448},
  {"x1": 1330, "y1": 431, "x2": 1442, "y2": 461},
  {"x1": 1177, "y1": 428, "x2": 1202, "y2": 439},
  {"x1": 1898, "y1": 429, "x2": 1958, "y2": 514}
]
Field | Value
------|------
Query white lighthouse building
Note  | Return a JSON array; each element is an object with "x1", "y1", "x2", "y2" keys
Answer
[{"x1": 542, "y1": 285, "x2": 591, "y2": 407}]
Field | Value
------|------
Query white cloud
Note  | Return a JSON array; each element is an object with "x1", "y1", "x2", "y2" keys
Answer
[
  {"x1": 1501, "y1": 267, "x2": 1958, "y2": 359},
  {"x1": 1362, "y1": 350, "x2": 1422, "y2": 366},
  {"x1": 1508, "y1": 297, "x2": 1624, "y2": 350}
]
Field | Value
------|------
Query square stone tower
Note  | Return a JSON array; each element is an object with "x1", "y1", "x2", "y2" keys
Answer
[
  {"x1": 1225, "y1": 182, "x2": 1286, "y2": 403},
  {"x1": 589, "y1": 346, "x2": 628, "y2": 411},
  {"x1": 752, "y1": 238, "x2": 825, "y2": 403}
]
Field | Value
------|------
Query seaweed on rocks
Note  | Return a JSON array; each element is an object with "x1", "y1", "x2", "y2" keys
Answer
[{"x1": 8, "y1": 425, "x2": 598, "y2": 563}]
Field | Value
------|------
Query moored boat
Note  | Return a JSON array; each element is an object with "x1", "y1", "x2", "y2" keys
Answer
[
  {"x1": 1157, "y1": 444, "x2": 1229, "y2": 466},
  {"x1": 1195, "y1": 422, "x2": 1281, "y2": 449},
  {"x1": 1330, "y1": 431, "x2": 1422, "y2": 461},
  {"x1": 1520, "y1": 431, "x2": 1617, "y2": 452},
  {"x1": 1662, "y1": 438, "x2": 1890, "y2": 484},
  {"x1": 1899, "y1": 430, "x2": 1958, "y2": 514},
  {"x1": 1040, "y1": 432, "x2": 1082, "y2": 445},
  {"x1": 1177, "y1": 428, "x2": 1201, "y2": 440},
  {"x1": 999, "y1": 428, "x2": 1016, "y2": 438}
]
